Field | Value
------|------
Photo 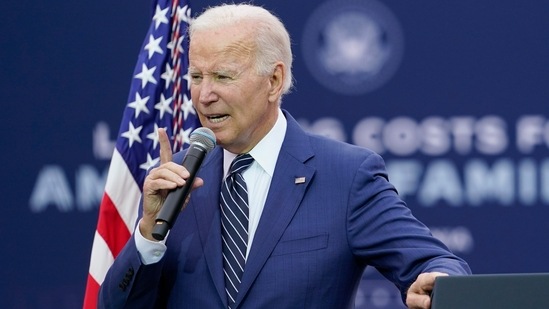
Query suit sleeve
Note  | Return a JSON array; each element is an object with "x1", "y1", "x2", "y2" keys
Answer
[
  {"x1": 97, "y1": 235, "x2": 166, "y2": 309},
  {"x1": 346, "y1": 152, "x2": 471, "y2": 298}
]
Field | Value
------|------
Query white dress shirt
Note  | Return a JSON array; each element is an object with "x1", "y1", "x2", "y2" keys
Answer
[{"x1": 136, "y1": 109, "x2": 287, "y2": 264}]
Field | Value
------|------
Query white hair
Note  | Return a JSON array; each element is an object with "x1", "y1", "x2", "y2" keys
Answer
[{"x1": 189, "y1": 3, "x2": 294, "y2": 96}]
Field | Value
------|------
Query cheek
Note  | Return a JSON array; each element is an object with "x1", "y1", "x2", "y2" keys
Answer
[{"x1": 190, "y1": 87, "x2": 199, "y2": 103}]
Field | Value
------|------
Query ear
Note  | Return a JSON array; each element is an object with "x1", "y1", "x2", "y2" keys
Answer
[{"x1": 268, "y1": 62, "x2": 285, "y2": 104}]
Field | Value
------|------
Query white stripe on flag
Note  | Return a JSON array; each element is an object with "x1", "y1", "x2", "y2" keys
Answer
[
  {"x1": 105, "y1": 149, "x2": 142, "y2": 233},
  {"x1": 88, "y1": 230, "x2": 115, "y2": 285}
]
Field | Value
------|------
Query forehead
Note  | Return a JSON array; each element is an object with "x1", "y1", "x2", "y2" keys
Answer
[{"x1": 189, "y1": 24, "x2": 255, "y2": 69}]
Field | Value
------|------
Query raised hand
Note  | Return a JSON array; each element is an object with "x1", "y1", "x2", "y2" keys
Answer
[{"x1": 139, "y1": 128, "x2": 204, "y2": 240}]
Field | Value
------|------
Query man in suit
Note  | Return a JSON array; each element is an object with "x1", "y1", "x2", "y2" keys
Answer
[{"x1": 99, "y1": 3, "x2": 471, "y2": 308}]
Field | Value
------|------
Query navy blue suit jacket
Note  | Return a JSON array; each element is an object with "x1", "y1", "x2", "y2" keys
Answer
[{"x1": 99, "y1": 111, "x2": 470, "y2": 308}]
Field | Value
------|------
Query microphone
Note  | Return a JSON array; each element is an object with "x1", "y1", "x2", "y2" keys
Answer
[{"x1": 151, "y1": 127, "x2": 216, "y2": 241}]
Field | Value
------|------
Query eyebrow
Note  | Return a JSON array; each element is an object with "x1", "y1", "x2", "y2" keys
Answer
[{"x1": 188, "y1": 66, "x2": 238, "y2": 75}]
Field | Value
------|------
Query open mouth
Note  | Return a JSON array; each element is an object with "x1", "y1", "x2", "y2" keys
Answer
[{"x1": 208, "y1": 114, "x2": 229, "y2": 123}]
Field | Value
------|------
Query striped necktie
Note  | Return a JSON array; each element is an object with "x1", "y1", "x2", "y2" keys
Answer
[{"x1": 220, "y1": 153, "x2": 254, "y2": 308}]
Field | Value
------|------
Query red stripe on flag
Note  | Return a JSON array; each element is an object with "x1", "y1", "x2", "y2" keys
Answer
[
  {"x1": 83, "y1": 274, "x2": 100, "y2": 309},
  {"x1": 96, "y1": 192, "x2": 132, "y2": 258}
]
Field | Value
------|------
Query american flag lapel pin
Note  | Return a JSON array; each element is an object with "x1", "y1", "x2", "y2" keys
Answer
[{"x1": 294, "y1": 177, "x2": 306, "y2": 184}]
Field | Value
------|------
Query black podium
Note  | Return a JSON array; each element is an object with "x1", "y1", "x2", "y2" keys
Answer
[{"x1": 431, "y1": 273, "x2": 549, "y2": 309}]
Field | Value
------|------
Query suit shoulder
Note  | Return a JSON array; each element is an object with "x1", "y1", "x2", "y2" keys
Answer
[{"x1": 306, "y1": 132, "x2": 379, "y2": 160}]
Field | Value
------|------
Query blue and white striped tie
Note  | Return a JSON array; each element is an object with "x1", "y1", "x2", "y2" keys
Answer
[{"x1": 220, "y1": 154, "x2": 254, "y2": 308}]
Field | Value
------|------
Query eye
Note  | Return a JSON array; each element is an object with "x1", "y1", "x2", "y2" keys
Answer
[
  {"x1": 215, "y1": 73, "x2": 232, "y2": 81},
  {"x1": 190, "y1": 73, "x2": 202, "y2": 83}
]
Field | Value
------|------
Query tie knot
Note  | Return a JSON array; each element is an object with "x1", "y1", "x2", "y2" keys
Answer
[{"x1": 229, "y1": 153, "x2": 254, "y2": 175}]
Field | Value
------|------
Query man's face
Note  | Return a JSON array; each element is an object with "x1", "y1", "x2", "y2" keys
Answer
[{"x1": 189, "y1": 23, "x2": 280, "y2": 154}]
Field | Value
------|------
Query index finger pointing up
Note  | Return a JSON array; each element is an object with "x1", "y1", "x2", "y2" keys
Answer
[{"x1": 158, "y1": 128, "x2": 173, "y2": 164}]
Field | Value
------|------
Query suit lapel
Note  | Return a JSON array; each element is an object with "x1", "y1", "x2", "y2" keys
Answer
[
  {"x1": 192, "y1": 147, "x2": 228, "y2": 307},
  {"x1": 234, "y1": 112, "x2": 316, "y2": 307}
]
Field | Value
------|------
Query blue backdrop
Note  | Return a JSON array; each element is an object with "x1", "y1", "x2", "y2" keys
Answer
[{"x1": 2, "y1": 0, "x2": 549, "y2": 308}]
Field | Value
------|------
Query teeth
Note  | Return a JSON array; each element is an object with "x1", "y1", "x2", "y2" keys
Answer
[{"x1": 209, "y1": 115, "x2": 229, "y2": 123}]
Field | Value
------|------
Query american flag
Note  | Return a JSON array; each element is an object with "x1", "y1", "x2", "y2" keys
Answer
[{"x1": 83, "y1": 0, "x2": 198, "y2": 307}]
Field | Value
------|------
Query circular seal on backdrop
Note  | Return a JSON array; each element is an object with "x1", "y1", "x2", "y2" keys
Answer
[{"x1": 302, "y1": 0, "x2": 404, "y2": 96}]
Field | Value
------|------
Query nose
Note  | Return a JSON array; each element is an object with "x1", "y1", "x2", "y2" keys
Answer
[{"x1": 195, "y1": 78, "x2": 218, "y2": 106}]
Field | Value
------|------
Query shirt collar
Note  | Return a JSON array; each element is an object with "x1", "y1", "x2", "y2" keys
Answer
[{"x1": 223, "y1": 108, "x2": 287, "y2": 177}]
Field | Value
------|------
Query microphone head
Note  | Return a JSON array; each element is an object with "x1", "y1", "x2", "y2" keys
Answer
[{"x1": 190, "y1": 127, "x2": 216, "y2": 152}]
